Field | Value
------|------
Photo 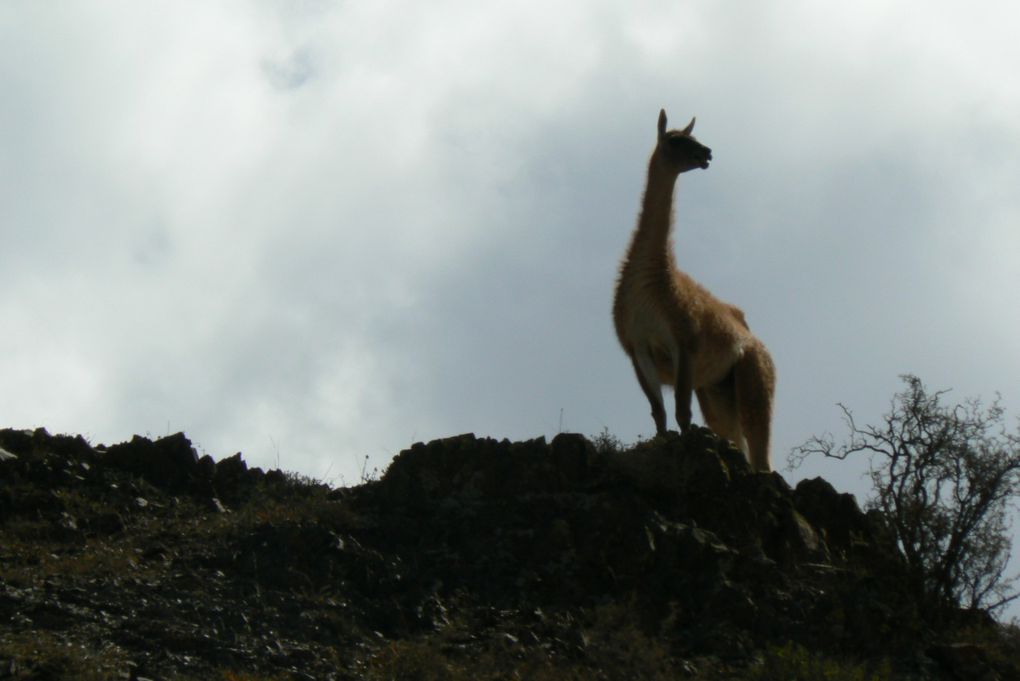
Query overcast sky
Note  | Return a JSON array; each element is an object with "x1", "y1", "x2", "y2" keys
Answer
[{"x1": 2, "y1": 1, "x2": 1019, "y2": 504}]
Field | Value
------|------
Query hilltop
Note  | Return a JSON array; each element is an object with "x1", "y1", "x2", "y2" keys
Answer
[{"x1": 1, "y1": 426, "x2": 1018, "y2": 680}]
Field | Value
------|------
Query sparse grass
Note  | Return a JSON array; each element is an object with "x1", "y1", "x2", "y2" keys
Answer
[
  {"x1": 359, "y1": 601, "x2": 685, "y2": 681},
  {"x1": 179, "y1": 472, "x2": 362, "y2": 549},
  {"x1": 0, "y1": 532, "x2": 153, "y2": 588},
  {"x1": 219, "y1": 671, "x2": 293, "y2": 681},
  {"x1": 0, "y1": 630, "x2": 129, "y2": 681},
  {"x1": 590, "y1": 427, "x2": 626, "y2": 456},
  {"x1": 591, "y1": 427, "x2": 685, "y2": 459},
  {"x1": 364, "y1": 640, "x2": 466, "y2": 681},
  {"x1": 949, "y1": 620, "x2": 1020, "y2": 676},
  {"x1": 217, "y1": 484, "x2": 361, "y2": 532},
  {"x1": 579, "y1": 600, "x2": 676, "y2": 680},
  {"x1": 749, "y1": 642, "x2": 893, "y2": 681},
  {"x1": 363, "y1": 638, "x2": 610, "y2": 681},
  {"x1": 358, "y1": 453, "x2": 381, "y2": 484}
]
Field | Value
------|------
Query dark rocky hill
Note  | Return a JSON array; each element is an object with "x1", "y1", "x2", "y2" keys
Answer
[{"x1": 0, "y1": 426, "x2": 1017, "y2": 680}]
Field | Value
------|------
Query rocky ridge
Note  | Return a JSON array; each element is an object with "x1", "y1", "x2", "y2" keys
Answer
[{"x1": 0, "y1": 426, "x2": 1017, "y2": 680}]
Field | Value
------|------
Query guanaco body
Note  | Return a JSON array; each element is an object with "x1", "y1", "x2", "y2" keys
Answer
[{"x1": 613, "y1": 110, "x2": 775, "y2": 471}]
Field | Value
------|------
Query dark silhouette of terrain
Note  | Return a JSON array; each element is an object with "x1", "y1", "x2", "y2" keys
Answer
[{"x1": 0, "y1": 426, "x2": 1017, "y2": 680}]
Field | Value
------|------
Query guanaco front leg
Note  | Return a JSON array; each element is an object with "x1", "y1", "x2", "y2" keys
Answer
[
  {"x1": 631, "y1": 350, "x2": 667, "y2": 434},
  {"x1": 674, "y1": 352, "x2": 694, "y2": 433}
]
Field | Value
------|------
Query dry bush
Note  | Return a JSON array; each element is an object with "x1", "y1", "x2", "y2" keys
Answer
[{"x1": 793, "y1": 375, "x2": 1020, "y2": 616}]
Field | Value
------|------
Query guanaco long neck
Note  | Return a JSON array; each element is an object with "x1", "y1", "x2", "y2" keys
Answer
[{"x1": 624, "y1": 154, "x2": 680, "y2": 271}]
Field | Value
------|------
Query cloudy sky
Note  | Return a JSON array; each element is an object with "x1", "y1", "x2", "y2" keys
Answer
[{"x1": 2, "y1": 1, "x2": 1019, "y2": 502}]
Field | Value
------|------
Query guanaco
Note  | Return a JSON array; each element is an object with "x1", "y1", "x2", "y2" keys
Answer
[{"x1": 612, "y1": 110, "x2": 776, "y2": 472}]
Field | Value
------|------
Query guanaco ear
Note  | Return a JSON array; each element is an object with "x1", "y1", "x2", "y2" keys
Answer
[
  {"x1": 658, "y1": 109, "x2": 667, "y2": 139},
  {"x1": 681, "y1": 117, "x2": 696, "y2": 135}
]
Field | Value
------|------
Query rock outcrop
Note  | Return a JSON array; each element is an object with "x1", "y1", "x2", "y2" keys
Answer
[{"x1": 0, "y1": 426, "x2": 1016, "y2": 680}]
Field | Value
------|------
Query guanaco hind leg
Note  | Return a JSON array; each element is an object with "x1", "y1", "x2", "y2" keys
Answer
[
  {"x1": 696, "y1": 381, "x2": 746, "y2": 453},
  {"x1": 733, "y1": 340, "x2": 776, "y2": 472}
]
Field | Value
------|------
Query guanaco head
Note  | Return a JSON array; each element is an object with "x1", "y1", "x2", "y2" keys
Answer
[{"x1": 655, "y1": 109, "x2": 712, "y2": 174}]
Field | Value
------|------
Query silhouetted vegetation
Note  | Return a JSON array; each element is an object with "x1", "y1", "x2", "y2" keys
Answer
[{"x1": 792, "y1": 374, "x2": 1020, "y2": 617}]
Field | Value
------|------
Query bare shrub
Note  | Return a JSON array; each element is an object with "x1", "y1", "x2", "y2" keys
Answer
[{"x1": 791, "y1": 375, "x2": 1020, "y2": 615}]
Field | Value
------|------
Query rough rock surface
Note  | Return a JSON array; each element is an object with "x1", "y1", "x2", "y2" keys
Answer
[{"x1": 0, "y1": 426, "x2": 1017, "y2": 680}]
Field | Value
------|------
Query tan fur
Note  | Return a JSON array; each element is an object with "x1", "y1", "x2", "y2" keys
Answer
[{"x1": 612, "y1": 110, "x2": 776, "y2": 472}]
